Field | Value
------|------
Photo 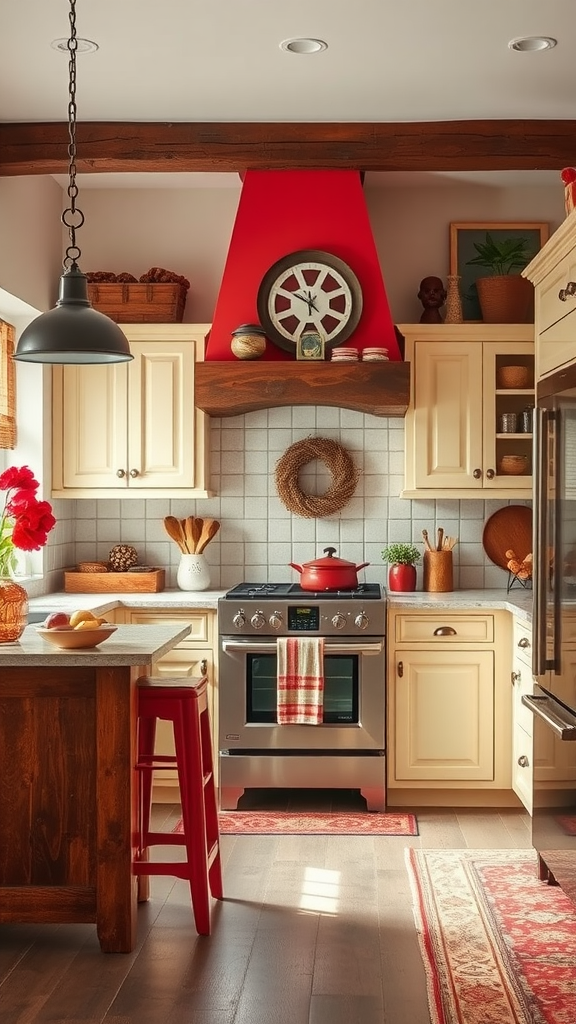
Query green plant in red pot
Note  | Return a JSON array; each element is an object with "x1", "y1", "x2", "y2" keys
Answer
[{"x1": 381, "y1": 543, "x2": 421, "y2": 593}]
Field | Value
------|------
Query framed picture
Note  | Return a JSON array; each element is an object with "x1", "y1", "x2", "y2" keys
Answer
[
  {"x1": 296, "y1": 327, "x2": 326, "y2": 361},
  {"x1": 449, "y1": 222, "x2": 549, "y2": 321}
]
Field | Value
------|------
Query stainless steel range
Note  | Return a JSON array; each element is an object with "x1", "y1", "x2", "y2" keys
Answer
[{"x1": 218, "y1": 582, "x2": 387, "y2": 811}]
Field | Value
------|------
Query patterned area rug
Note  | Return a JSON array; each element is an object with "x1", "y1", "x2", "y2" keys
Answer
[
  {"x1": 406, "y1": 848, "x2": 576, "y2": 1024},
  {"x1": 173, "y1": 811, "x2": 418, "y2": 835}
]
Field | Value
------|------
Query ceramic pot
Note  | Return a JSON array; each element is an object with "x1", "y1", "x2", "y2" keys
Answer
[
  {"x1": 231, "y1": 324, "x2": 267, "y2": 360},
  {"x1": 0, "y1": 577, "x2": 28, "y2": 642},
  {"x1": 387, "y1": 563, "x2": 417, "y2": 593},
  {"x1": 177, "y1": 553, "x2": 211, "y2": 592}
]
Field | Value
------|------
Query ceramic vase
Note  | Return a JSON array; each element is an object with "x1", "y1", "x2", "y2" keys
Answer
[
  {"x1": 444, "y1": 275, "x2": 463, "y2": 324},
  {"x1": 387, "y1": 563, "x2": 417, "y2": 593},
  {"x1": 0, "y1": 577, "x2": 28, "y2": 642},
  {"x1": 177, "y1": 553, "x2": 211, "y2": 592}
]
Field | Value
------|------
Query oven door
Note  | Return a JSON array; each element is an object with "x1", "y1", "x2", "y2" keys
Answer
[
  {"x1": 522, "y1": 685, "x2": 576, "y2": 908},
  {"x1": 219, "y1": 637, "x2": 385, "y2": 751}
]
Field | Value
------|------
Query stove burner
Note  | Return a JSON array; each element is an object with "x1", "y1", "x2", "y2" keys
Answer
[{"x1": 224, "y1": 582, "x2": 383, "y2": 600}]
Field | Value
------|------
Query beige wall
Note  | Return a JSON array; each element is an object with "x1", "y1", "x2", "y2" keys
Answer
[{"x1": 0, "y1": 176, "x2": 62, "y2": 312}]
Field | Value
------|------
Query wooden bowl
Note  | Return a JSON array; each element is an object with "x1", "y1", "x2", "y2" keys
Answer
[
  {"x1": 498, "y1": 454, "x2": 529, "y2": 476},
  {"x1": 36, "y1": 625, "x2": 117, "y2": 649}
]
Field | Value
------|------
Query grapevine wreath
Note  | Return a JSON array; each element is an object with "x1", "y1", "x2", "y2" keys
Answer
[{"x1": 275, "y1": 437, "x2": 360, "y2": 518}]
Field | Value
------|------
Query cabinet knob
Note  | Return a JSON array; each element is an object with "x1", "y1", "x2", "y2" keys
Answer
[
  {"x1": 473, "y1": 468, "x2": 482, "y2": 479},
  {"x1": 200, "y1": 658, "x2": 208, "y2": 677},
  {"x1": 397, "y1": 661, "x2": 403, "y2": 678},
  {"x1": 558, "y1": 281, "x2": 576, "y2": 301},
  {"x1": 116, "y1": 469, "x2": 126, "y2": 478},
  {"x1": 517, "y1": 637, "x2": 530, "y2": 649},
  {"x1": 517, "y1": 755, "x2": 530, "y2": 768},
  {"x1": 433, "y1": 626, "x2": 457, "y2": 636},
  {"x1": 129, "y1": 469, "x2": 140, "y2": 478},
  {"x1": 486, "y1": 468, "x2": 495, "y2": 479}
]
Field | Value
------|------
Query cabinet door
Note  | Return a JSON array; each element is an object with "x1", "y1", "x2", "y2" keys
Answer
[
  {"x1": 127, "y1": 340, "x2": 198, "y2": 489},
  {"x1": 58, "y1": 362, "x2": 128, "y2": 488},
  {"x1": 412, "y1": 341, "x2": 484, "y2": 489},
  {"x1": 394, "y1": 649, "x2": 494, "y2": 781},
  {"x1": 482, "y1": 342, "x2": 534, "y2": 490}
]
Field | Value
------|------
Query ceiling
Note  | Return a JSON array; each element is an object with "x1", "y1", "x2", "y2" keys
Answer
[{"x1": 2, "y1": 0, "x2": 575, "y2": 189}]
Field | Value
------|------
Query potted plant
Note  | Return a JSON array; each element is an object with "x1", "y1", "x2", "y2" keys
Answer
[
  {"x1": 381, "y1": 543, "x2": 421, "y2": 593},
  {"x1": 466, "y1": 233, "x2": 538, "y2": 324}
]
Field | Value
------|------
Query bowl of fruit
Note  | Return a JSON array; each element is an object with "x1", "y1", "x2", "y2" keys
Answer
[{"x1": 37, "y1": 609, "x2": 117, "y2": 649}]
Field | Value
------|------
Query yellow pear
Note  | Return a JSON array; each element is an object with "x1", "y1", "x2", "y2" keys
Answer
[{"x1": 69, "y1": 609, "x2": 97, "y2": 628}]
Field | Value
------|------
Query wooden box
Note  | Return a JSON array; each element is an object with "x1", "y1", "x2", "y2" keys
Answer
[
  {"x1": 64, "y1": 568, "x2": 166, "y2": 593},
  {"x1": 87, "y1": 283, "x2": 187, "y2": 323}
]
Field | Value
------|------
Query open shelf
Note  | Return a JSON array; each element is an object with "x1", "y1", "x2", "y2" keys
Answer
[{"x1": 195, "y1": 360, "x2": 411, "y2": 418}]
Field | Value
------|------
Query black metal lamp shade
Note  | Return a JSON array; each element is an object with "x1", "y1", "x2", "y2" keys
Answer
[{"x1": 14, "y1": 265, "x2": 133, "y2": 364}]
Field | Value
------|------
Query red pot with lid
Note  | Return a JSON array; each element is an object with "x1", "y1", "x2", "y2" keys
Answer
[{"x1": 289, "y1": 547, "x2": 370, "y2": 591}]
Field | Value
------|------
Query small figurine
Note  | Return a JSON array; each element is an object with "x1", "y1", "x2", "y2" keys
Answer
[{"x1": 418, "y1": 276, "x2": 447, "y2": 324}]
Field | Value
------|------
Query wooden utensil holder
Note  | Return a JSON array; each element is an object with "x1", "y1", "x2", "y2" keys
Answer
[{"x1": 423, "y1": 550, "x2": 453, "y2": 593}]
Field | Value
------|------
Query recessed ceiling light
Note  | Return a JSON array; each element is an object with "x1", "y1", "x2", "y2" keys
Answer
[
  {"x1": 280, "y1": 38, "x2": 328, "y2": 54},
  {"x1": 51, "y1": 37, "x2": 99, "y2": 54},
  {"x1": 508, "y1": 35, "x2": 557, "y2": 52}
]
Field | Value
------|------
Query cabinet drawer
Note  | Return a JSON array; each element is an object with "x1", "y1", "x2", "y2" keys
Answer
[
  {"x1": 126, "y1": 609, "x2": 213, "y2": 647},
  {"x1": 394, "y1": 614, "x2": 494, "y2": 643},
  {"x1": 512, "y1": 619, "x2": 533, "y2": 669}
]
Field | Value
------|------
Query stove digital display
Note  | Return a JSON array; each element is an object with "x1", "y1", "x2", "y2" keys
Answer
[{"x1": 288, "y1": 606, "x2": 320, "y2": 631}]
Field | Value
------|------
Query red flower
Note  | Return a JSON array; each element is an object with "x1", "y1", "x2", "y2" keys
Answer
[
  {"x1": 0, "y1": 465, "x2": 56, "y2": 573},
  {"x1": 0, "y1": 465, "x2": 39, "y2": 493},
  {"x1": 12, "y1": 500, "x2": 57, "y2": 551}
]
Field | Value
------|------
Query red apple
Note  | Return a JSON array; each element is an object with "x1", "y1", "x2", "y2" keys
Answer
[{"x1": 43, "y1": 611, "x2": 71, "y2": 629}]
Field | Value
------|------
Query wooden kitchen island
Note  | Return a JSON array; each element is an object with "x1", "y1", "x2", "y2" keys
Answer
[{"x1": 0, "y1": 622, "x2": 191, "y2": 953}]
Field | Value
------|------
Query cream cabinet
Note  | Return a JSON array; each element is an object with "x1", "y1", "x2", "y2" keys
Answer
[
  {"x1": 119, "y1": 607, "x2": 218, "y2": 802},
  {"x1": 51, "y1": 324, "x2": 212, "y2": 498},
  {"x1": 399, "y1": 324, "x2": 534, "y2": 498},
  {"x1": 524, "y1": 210, "x2": 576, "y2": 381},
  {"x1": 387, "y1": 609, "x2": 512, "y2": 802}
]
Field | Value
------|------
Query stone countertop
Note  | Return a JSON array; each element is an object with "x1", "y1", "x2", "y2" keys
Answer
[
  {"x1": 27, "y1": 589, "x2": 227, "y2": 617},
  {"x1": 0, "y1": 623, "x2": 191, "y2": 667},
  {"x1": 387, "y1": 588, "x2": 533, "y2": 622}
]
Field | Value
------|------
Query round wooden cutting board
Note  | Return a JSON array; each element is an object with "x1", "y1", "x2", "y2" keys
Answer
[{"x1": 482, "y1": 505, "x2": 533, "y2": 569}]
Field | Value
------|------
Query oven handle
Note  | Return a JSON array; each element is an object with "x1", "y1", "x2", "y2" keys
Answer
[
  {"x1": 521, "y1": 693, "x2": 576, "y2": 740},
  {"x1": 221, "y1": 639, "x2": 384, "y2": 655}
]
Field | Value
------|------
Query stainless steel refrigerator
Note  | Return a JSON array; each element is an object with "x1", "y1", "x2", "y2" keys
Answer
[{"x1": 523, "y1": 362, "x2": 576, "y2": 907}]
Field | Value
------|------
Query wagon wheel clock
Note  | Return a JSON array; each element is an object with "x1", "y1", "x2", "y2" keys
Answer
[{"x1": 256, "y1": 249, "x2": 363, "y2": 354}]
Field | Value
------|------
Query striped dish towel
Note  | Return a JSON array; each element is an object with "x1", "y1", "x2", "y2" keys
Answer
[{"x1": 277, "y1": 637, "x2": 325, "y2": 725}]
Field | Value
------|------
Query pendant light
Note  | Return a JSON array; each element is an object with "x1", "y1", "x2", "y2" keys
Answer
[{"x1": 14, "y1": 0, "x2": 132, "y2": 364}]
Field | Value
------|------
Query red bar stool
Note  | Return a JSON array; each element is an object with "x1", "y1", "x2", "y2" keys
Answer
[{"x1": 133, "y1": 675, "x2": 223, "y2": 935}]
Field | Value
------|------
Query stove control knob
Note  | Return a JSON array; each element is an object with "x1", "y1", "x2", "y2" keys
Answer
[
  {"x1": 251, "y1": 610, "x2": 266, "y2": 629},
  {"x1": 269, "y1": 612, "x2": 283, "y2": 630},
  {"x1": 354, "y1": 612, "x2": 369, "y2": 630},
  {"x1": 232, "y1": 611, "x2": 246, "y2": 629},
  {"x1": 331, "y1": 613, "x2": 347, "y2": 630}
]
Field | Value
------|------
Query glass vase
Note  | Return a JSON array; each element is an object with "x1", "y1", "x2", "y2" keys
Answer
[
  {"x1": 0, "y1": 576, "x2": 28, "y2": 643},
  {"x1": 176, "y1": 553, "x2": 211, "y2": 592}
]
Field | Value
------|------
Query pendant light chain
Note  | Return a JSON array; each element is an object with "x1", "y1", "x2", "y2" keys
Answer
[{"x1": 62, "y1": 0, "x2": 84, "y2": 268}]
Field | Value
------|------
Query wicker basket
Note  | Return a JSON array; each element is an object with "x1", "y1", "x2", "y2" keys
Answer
[
  {"x1": 87, "y1": 283, "x2": 187, "y2": 323},
  {"x1": 77, "y1": 561, "x2": 109, "y2": 573},
  {"x1": 497, "y1": 365, "x2": 530, "y2": 389},
  {"x1": 498, "y1": 454, "x2": 529, "y2": 476}
]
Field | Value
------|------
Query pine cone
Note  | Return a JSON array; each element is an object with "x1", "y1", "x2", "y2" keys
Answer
[
  {"x1": 116, "y1": 272, "x2": 138, "y2": 283},
  {"x1": 108, "y1": 544, "x2": 139, "y2": 572},
  {"x1": 86, "y1": 271, "x2": 118, "y2": 282},
  {"x1": 139, "y1": 267, "x2": 190, "y2": 291}
]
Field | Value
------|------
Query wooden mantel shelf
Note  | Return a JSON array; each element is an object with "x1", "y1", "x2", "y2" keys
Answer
[{"x1": 195, "y1": 360, "x2": 410, "y2": 418}]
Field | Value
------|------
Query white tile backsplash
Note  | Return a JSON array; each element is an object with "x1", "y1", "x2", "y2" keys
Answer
[{"x1": 39, "y1": 406, "x2": 530, "y2": 592}]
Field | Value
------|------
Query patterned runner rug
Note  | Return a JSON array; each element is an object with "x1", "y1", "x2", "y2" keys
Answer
[
  {"x1": 173, "y1": 810, "x2": 418, "y2": 835},
  {"x1": 406, "y1": 848, "x2": 576, "y2": 1024}
]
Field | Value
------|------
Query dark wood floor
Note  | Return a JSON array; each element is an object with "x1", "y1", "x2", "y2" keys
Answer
[{"x1": 1, "y1": 790, "x2": 531, "y2": 1024}]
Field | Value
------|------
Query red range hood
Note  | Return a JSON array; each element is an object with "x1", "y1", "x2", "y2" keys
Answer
[{"x1": 195, "y1": 169, "x2": 410, "y2": 418}]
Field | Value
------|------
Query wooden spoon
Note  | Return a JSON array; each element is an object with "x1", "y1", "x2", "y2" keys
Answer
[
  {"x1": 163, "y1": 516, "x2": 187, "y2": 552},
  {"x1": 184, "y1": 517, "x2": 197, "y2": 554},
  {"x1": 196, "y1": 518, "x2": 220, "y2": 554}
]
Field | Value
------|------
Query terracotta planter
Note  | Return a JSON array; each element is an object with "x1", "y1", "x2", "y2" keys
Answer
[
  {"x1": 388, "y1": 563, "x2": 417, "y2": 593},
  {"x1": 476, "y1": 275, "x2": 534, "y2": 324}
]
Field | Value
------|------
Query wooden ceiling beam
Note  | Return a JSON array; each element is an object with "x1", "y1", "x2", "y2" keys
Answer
[{"x1": 1, "y1": 120, "x2": 575, "y2": 176}]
